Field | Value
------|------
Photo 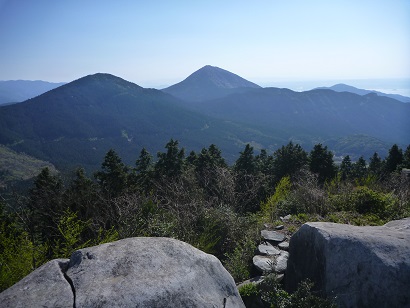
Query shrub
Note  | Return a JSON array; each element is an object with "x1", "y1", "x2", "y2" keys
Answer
[{"x1": 223, "y1": 236, "x2": 257, "y2": 282}]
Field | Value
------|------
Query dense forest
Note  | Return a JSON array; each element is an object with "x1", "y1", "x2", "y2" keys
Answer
[{"x1": 1, "y1": 140, "x2": 409, "y2": 293}]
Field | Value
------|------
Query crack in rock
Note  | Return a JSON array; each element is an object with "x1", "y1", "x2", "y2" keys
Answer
[{"x1": 59, "y1": 260, "x2": 76, "y2": 308}]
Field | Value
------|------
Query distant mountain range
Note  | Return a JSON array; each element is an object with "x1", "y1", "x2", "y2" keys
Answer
[
  {"x1": 0, "y1": 66, "x2": 408, "y2": 174},
  {"x1": 0, "y1": 80, "x2": 66, "y2": 105},
  {"x1": 0, "y1": 73, "x2": 279, "y2": 170},
  {"x1": 315, "y1": 83, "x2": 410, "y2": 103}
]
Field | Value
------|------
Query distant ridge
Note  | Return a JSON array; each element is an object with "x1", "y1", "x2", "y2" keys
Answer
[
  {"x1": 162, "y1": 65, "x2": 261, "y2": 102},
  {"x1": 315, "y1": 83, "x2": 410, "y2": 103},
  {"x1": 0, "y1": 80, "x2": 66, "y2": 105},
  {"x1": 0, "y1": 73, "x2": 276, "y2": 169}
]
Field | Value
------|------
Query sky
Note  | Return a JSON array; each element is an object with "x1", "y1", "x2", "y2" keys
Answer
[{"x1": 0, "y1": 0, "x2": 409, "y2": 92}]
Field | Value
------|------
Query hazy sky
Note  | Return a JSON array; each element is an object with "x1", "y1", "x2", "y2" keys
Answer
[{"x1": 1, "y1": 0, "x2": 409, "y2": 89}]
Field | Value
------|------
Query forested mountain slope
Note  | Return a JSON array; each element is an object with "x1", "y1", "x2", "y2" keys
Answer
[
  {"x1": 180, "y1": 87, "x2": 410, "y2": 147},
  {"x1": 0, "y1": 73, "x2": 280, "y2": 170}
]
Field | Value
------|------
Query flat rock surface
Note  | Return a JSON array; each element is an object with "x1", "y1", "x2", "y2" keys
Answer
[
  {"x1": 286, "y1": 218, "x2": 410, "y2": 308},
  {"x1": 0, "y1": 259, "x2": 72, "y2": 308},
  {"x1": 278, "y1": 241, "x2": 289, "y2": 251},
  {"x1": 261, "y1": 230, "x2": 286, "y2": 242},
  {"x1": 274, "y1": 251, "x2": 289, "y2": 273},
  {"x1": 257, "y1": 244, "x2": 280, "y2": 256},
  {"x1": 253, "y1": 255, "x2": 275, "y2": 273}
]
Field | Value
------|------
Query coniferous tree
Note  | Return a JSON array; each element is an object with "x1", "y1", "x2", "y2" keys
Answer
[
  {"x1": 27, "y1": 167, "x2": 64, "y2": 256},
  {"x1": 309, "y1": 144, "x2": 336, "y2": 184},
  {"x1": 368, "y1": 152, "x2": 383, "y2": 177},
  {"x1": 94, "y1": 149, "x2": 128, "y2": 198},
  {"x1": 384, "y1": 144, "x2": 403, "y2": 174},
  {"x1": 64, "y1": 168, "x2": 99, "y2": 222},
  {"x1": 155, "y1": 139, "x2": 185, "y2": 179},
  {"x1": 351, "y1": 156, "x2": 367, "y2": 180},
  {"x1": 272, "y1": 142, "x2": 308, "y2": 183},
  {"x1": 402, "y1": 145, "x2": 410, "y2": 168},
  {"x1": 195, "y1": 144, "x2": 227, "y2": 198},
  {"x1": 131, "y1": 148, "x2": 153, "y2": 192},
  {"x1": 234, "y1": 144, "x2": 256, "y2": 175},
  {"x1": 340, "y1": 155, "x2": 352, "y2": 181}
]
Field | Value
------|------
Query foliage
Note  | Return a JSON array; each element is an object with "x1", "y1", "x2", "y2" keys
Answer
[
  {"x1": 309, "y1": 144, "x2": 336, "y2": 184},
  {"x1": 52, "y1": 209, "x2": 91, "y2": 258},
  {"x1": 256, "y1": 276, "x2": 336, "y2": 308},
  {"x1": 1, "y1": 139, "x2": 409, "y2": 295},
  {"x1": 262, "y1": 176, "x2": 291, "y2": 222},
  {"x1": 223, "y1": 235, "x2": 257, "y2": 283}
]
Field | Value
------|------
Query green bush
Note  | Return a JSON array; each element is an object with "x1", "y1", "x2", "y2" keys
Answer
[
  {"x1": 223, "y1": 236, "x2": 257, "y2": 282},
  {"x1": 257, "y1": 276, "x2": 336, "y2": 308},
  {"x1": 239, "y1": 283, "x2": 260, "y2": 297},
  {"x1": 0, "y1": 222, "x2": 48, "y2": 291}
]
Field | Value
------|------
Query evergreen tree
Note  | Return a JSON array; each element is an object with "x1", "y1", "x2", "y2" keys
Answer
[
  {"x1": 195, "y1": 144, "x2": 227, "y2": 197},
  {"x1": 64, "y1": 168, "x2": 99, "y2": 222},
  {"x1": 351, "y1": 156, "x2": 367, "y2": 180},
  {"x1": 155, "y1": 139, "x2": 185, "y2": 178},
  {"x1": 186, "y1": 150, "x2": 198, "y2": 166},
  {"x1": 309, "y1": 144, "x2": 336, "y2": 184},
  {"x1": 131, "y1": 148, "x2": 153, "y2": 192},
  {"x1": 234, "y1": 144, "x2": 256, "y2": 175},
  {"x1": 402, "y1": 145, "x2": 410, "y2": 168},
  {"x1": 340, "y1": 155, "x2": 352, "y2": 181},
  {"x1": 27, "y1": 167, "x2": 64, "y2": 254},
  {"x1": 368, "y1": 152, "x2": 383, "y2": 177},
  {"x1": 272, "y1": 142, "x2": 308, "y2": 183},
  {"x1": 94, "y1": 149, "x2": 128, "y2": 198},
  {"x1": 384, "y1": 144, "x2": 403, "y2": 174}
]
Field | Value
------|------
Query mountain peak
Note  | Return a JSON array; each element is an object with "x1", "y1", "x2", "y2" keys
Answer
[
  {"x1": 186, "y1": 65, "x2": 260, "y2": 89},
  {"x1": 163, "y1": 65, "x2": 260, "y2": 102}
]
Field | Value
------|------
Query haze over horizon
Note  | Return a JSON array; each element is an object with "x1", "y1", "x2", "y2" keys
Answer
[{"x1": 0, "y1": 1, "x2": 409, "y2": 93}]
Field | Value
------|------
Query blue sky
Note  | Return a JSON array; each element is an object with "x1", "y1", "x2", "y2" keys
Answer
[{"x1": 0, "y1": 0, "x2": 409, "y2": 90}]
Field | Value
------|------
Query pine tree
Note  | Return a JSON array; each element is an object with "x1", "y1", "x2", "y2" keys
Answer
[
  {"x1": 155, "y1": 139, "x2": 185, "y2": 179},
  {"x1": 368, "y1": 152, "x2": 383, "y2": 177},
  {"x1": 272, "y1": 142, "x2": 308, "y2": 183},
  {"x1": 309, "y1": 144, "x2": 336, "y2": 184},
  {"x1": 384, "y1": 144, "x2": 403, "y2": 174},
  {"x1": 340, "y1": 155, "x2": 352, "y2": 181},
  {"x1": 351, "y1": 156, "x2": 367, "y2": 180},
  {"x1": 94, "y1": 149, "x2": 128, "y2": 197}
]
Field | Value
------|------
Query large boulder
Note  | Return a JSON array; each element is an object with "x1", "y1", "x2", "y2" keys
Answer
[
  {"x1": 0, "y1": 259, "x2": 72, "y2": 308},
  {"x1": 285, "y1": 218, "x2": 410, "y2": 308},
  {"x1": 0, "y1": 237, "x2": 244, "y2": 308}
]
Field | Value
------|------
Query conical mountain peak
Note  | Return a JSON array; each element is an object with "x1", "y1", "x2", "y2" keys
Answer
[{"x1": 163, "y1": 65, "x2": 261, "y2": 102}]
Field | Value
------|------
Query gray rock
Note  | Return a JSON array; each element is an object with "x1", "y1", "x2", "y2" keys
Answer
[
  {"x1": 280, "y1": 214, "x2": 292, "y2": 222},
  {"x1": 0, "y1": 259, "x2": 72, "y2": 308},
  {"x1": 274, "y1": 251, "x2": 289, "y2": 273},
  {"x1": 261, "y1": 230, "x2": 286, "y2": 243},
  {"x1": 275, "y1": 224, "x2": 284, "y2": 230},
  {"x1": 253, "y1": 255, "x2": 275, "y2": 273},
  {"x1": 237, "y1": 275, "x2": 266, "y2": 289},
  {"x1": 1, "y1": 237, "x2": 244, "y2": 308},
  {"x1": 286, "y1": 218, "x2": 410, "y2": 308},
  {"x1": 257, "y1": 244, "x2": 280, "y2": 256},
  {"x1": 237, "y1": 273, "x2": 284, "y2": 289},
  {"x1": 278, "y1": 241, "x2": 289, "y2": 251},
  {"x1": 68, "y1": 237, "x2": 244, "y2": 307}
]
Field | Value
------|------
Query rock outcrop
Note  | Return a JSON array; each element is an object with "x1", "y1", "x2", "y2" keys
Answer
[
  {"x1": 0, "y1": 237, "x2": 244, "y2": 308},
  {"x1": 285, "y1": 218, "x2": 410, "y2": 308},
  {"x1": 0, "y1": 259, "x2": 72, "y2": 308}
]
